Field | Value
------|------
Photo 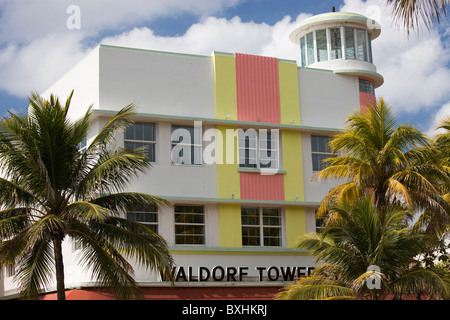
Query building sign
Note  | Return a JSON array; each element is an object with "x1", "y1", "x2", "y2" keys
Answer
[{"x1": 166, "y1": 266, "x2": 315, "y2": 282}]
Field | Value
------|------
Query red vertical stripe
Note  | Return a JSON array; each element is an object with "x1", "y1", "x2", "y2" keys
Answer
[
  {"x1": 235, "y1": 53, "x2": 281, "y2": 123},
  {"x1": 235, "y1": 53, "x2": 284, "y2": 201},
  {"x1": 360, "y1": 92, "x2": 376, "y2": 113},
  {"x1": 239, "y1": 173, "x2": 285, "y2": 201}
]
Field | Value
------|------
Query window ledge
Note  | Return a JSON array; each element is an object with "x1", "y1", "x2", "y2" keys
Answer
[{"x1": 238, "y1": 168, "x2": 286, "y2": 175}]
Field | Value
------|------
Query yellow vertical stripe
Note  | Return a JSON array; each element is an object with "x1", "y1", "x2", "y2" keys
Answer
[
  {"x1": 279, "y1": 61, "x2": 306, "y2": 246},
  {"x1": 279, "y1": 61, "x2": 301, "y2": 125},
  {"x1": 285, "y1": 206, "x2": 306, "y2": 248},
  {"x1": 213, "y1": 53, "x2": 238, "y2": 121},
  {"x1": 282, "y1": 130, "x2": 304, "y2": 202},
  {"x1": 216, "y1": 125, "x2": 240, "y2": 199},
  {"x1": 218, "y1": 204, "x2": 242, "y2": 247},
  {"x1": 213, "y1": 53, "x2": 241, "y2": 248}
]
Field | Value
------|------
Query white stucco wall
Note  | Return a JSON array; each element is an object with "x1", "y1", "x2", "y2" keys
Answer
[
  {"x1": 98, "y1": 45, "x2": 216, "y2": 119},
  {"x1": 298, "y1": 67, "x2": 360, "y2": 129}
]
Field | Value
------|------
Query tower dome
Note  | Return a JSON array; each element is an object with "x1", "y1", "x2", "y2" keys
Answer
[{"x1": 289, "y1": 12, "x2": 383, "y2": 89}]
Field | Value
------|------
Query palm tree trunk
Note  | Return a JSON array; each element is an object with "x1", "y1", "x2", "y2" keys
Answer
[{"x1": 53, "y1": 237, "x2": 66, "y2": 300}]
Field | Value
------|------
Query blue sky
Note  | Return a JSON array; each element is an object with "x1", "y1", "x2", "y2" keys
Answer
[{"x1": 0, "y1": 0, "x2": 449, "y2": 134}]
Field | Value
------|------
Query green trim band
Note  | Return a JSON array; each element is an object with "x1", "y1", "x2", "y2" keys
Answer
[
  {"x1": 237, "y1": 168, "x2": 287, "y2": 175},
  {"x1": 92, "y1": 109, "x2": 342, "y2": 134},
  {"x1": 100, "y1": 44, "x2": 212, "y2": 60},
  {"x1": 168, "y1": 246, "x2": 310, "y2": 256},
  {"x1": 158, "y1": 195, "x2": 320, "y2": 207}
]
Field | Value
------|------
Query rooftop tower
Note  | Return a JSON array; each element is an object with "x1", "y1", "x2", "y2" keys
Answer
[{"x1": 289, "y1": 12, "x2": 383, "y2": 111}]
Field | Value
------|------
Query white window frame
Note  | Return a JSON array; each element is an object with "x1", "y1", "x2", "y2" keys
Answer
[
  {"x1": 124, "y1": 122, "x2": 157, "y2": 162},
  {"x1": 127, "y1": 205, "x2": 159, "y2": 234},
  {"x1": 174, "y1": 205, "x2": 205, "y2": 245},
  {"x1": 241, "y1": 207, "x2": 283, "y2": 247},
  {"x1": 311, "y1": 135, "x2": 334, "y2": 172}
]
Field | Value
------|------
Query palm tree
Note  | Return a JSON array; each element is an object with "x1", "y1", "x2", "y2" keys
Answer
[
  {"x1": 386, "y1": 0, "x2": 450, "y2": 33},
  {"x1": 315, "y1": 98, "x2": 450, "y2": 231},
  {"x1": 0, "y1": 91, "x2": 174, "y2": 300},
  {"x1": 277, "y1": 196, "x2": 450, "y2": 300}
]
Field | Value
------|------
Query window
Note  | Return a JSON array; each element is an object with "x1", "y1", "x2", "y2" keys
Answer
[
  {"x1": 175, "y1": 205, "x2": 205, "y2": 245},
  {"x1": 315, "y1": 209, "x2": 325, "y2": 233},
  {"x1": 359, "y1": 79, "x2": 375, "y2": 95},
  {"x1": 330, "y1": 27, "x2": 342, "y2": 60},
  {"x1": 311, "y1": 135, "x2": 334, "y2": 172},
  {"x1": 316, "y1": 29, "x2": 328, "y2": 62},
  {"x1": 124, "y1": 123, "x2": 156, "y2": 162},
  {"x1": 5, "y1": 263, "x2": 15, "y2": 277},
  {"x1": 306, "y1": 32, "x2": 315, "y2": 65},
  {"x1": 345, "y1": 27, "x2": 355, "y2": 60},
  {"x1": 300, "y1": 36, "x2": 306, "y2": 67},
  {"x1": 238, "y1": 129, "x2": 279, "y2": 170},
  {"x1": 356, "y1": 29, "x2": 368, "y2": 61},
  {"x1": 127, "y1": 203, "x2": 158, "y2": 233},
  {"x1": 171, "y1": 125, "x2": 202, "y2": 165},
  {"x1": 241, "y1": 207, "x2": 282, "y2": 247}
]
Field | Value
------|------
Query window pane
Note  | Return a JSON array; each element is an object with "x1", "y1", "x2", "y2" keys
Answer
[
  {"x1": 124, "y1": 141, "x2": 156, "y2": 162},
  {"x1": 259, "y1": 130, "x2": 278, "y2": 169},
  {"x1": 345, "y1": 28, "x2": 355, "y2": 60},
  {"x1": 125, "y1": 123, "x2": 155, "y2": 142},
  {"x1": 368, "y1": 34, "x2": 373, "y2": 63},
  {"x1": 356, "y1": 29, "x2": 368, "y2": 61},
  {"x1": 359, "y1": 79, "x2": 375, "y2": 95},
  {"x1": 175, "y1": 205, "x2": 204, "y2": 214},
  {"x1": 239, "y1": 129, "x2": 258, "y2": 168},
  {"x1": 242, "y1": 207, "x2": 260, "y2": 225},
  {"x1": 175, "y1": 213, "x2": 205, "y2": 224},
  {"x1": 316, "y1": 29, "x2": 328, "y2": 62},
  {"x1": 127, "y1": 206, "x2": 158, "y2": 234},
  {"x1": 300, "y1": 37, "x2": 306, "y2": 67},
  {"x1": 263, "y1": 208, "x2": 281, "y2": 226},
  {"x1": 175, "y1": 205, "x2": 205, "y2": 245},
  {"x1": 330, "y1": 28, "x2": 342, "y2": 59},
  {"x1": 242, "y1": 207, "x2": 281, "y2": 247},
  {"x1": 311, "y1": 136, "x2": 334, "y2": 171},
  {"x1": 306, "y1": 32, "x2": 315, "y2": 65},
  {"x1": 242, "y1": 227, "x2": 260, "y2": 246},
  {"x1": 263, "y1": 227, "x2": 281, "y2": 246},
  {"x1": 143, "y1": 124, "x2": 155, "y2": 141}
]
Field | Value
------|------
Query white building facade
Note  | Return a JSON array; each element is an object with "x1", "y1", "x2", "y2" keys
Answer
[{"x1": 1, "y1": 12, "x2": 383, "y2": 299}]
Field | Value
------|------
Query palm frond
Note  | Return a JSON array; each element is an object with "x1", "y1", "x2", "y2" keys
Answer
[
  {"x1": 276, "y1": 276, "x2": 355, "y2": 300},
  {"x1": 386, "y1": 0, "x2": 450, "y2": 33},
  {"x1": 16, "y1": 238, "x2": 54, "y2": 300}
]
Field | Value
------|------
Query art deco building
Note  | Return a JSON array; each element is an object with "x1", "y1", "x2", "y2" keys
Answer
[{"x1": 0, "y1": 12, "x2": 382, "y2": 299}]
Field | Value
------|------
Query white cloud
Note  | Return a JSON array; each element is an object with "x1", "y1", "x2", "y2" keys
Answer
[
  {"x1": 0, "y1": 33, "x2": 88, "y2": 96},
  {"x1": 101, "y1": 14, "x2": 309, "y2": 60},
  {"x1": 427, "y1": 101, "x2": 450, "y2": 137},
  {"x1": 0, "y1": 0, "x2": 242, "y2": 43},
  {"x1": 0, "y1": 0, "x2": 243, "y2": 97}
]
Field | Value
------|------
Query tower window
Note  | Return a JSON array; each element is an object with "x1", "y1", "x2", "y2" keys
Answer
[
  {"x1": 345, "y1": 28, "x2": 356, "y2": 60},
  {"x1": 306, "y1": 32, "x2": 315, "y2": 65},
  {"x1": 356, "y1": 29, "x2": 368, "y2": 61},
  {"x1": 330, "y1": 27, "x2": 342, "y2": 60},
  {"x1": 316, "y1": 29, "x2": 328, "y2": 62},
  {"x1": 359, "y1": 79, "x2": 375, "y2": 95}
]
